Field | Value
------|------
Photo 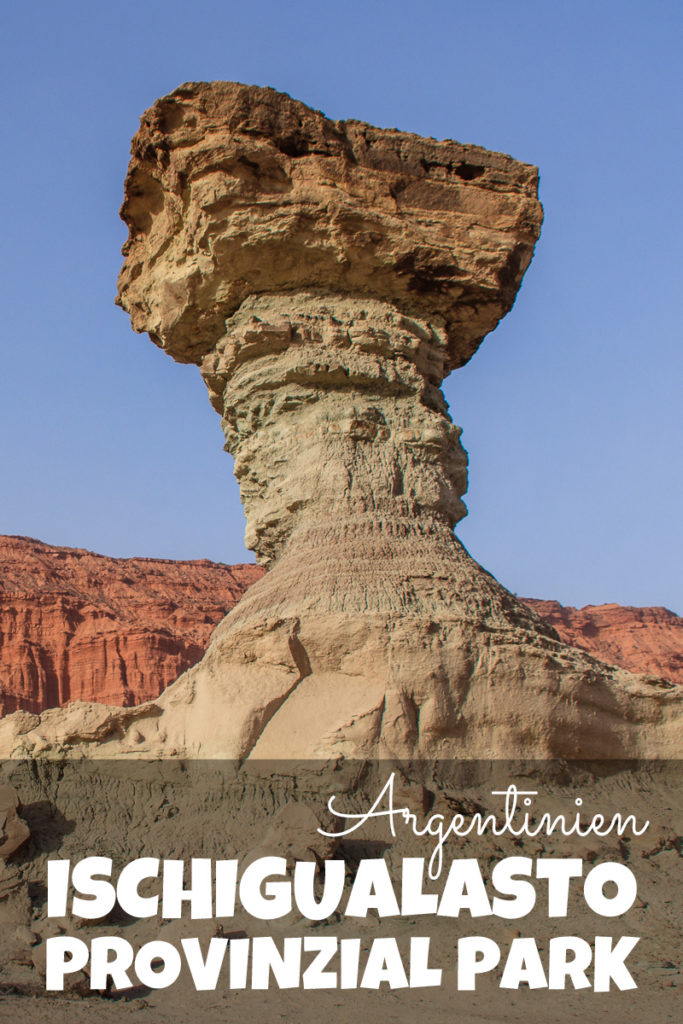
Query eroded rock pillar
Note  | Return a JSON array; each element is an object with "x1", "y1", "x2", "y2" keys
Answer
[
  {"x1": 111, "y1": 82, "x2": 682, "y2": 760},
  {"x1": 201, "y1": 294, "x2": 467, "y2": 567}
]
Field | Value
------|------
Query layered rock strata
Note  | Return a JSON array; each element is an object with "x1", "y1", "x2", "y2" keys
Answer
[
  {"x1": 0, "y1": 535, "x2": 261, "y2": 714},
  {"x1": 0, "y1": 536, "x2": 680, "y2": 714},
  {"x1": 1, "y1": 81, "x2": 679, "y2": 758},
  {"x1": 522, "y1": 599, "x2": 683, "y2": 687}
]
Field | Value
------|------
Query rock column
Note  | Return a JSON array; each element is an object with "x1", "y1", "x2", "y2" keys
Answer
[{"x1": 2, "y1": 80, "x2": 677, "y2": 759}]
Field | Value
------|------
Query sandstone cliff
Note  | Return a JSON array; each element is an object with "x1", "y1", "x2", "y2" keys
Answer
[
  {"x1": 0, "y1": 82, "x2": 679, "y2": 759},
  {"x1": 521, "y1": 599, "x2": 683, "y2": 687},
  {"x1": 1, "y1": 535, "x2": 680, "y2": 718},
  {"x1": 0, "y1": 535, "x2": 261, "y2": 715}
]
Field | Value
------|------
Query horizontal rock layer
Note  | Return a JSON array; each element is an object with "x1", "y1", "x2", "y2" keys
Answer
[
  {"x1": 0, "y1": 535, "x2": 262, "y2": 715},
  {"x1": 0, "y1": 535, "x2": 679, "y2": 719},
  {"x1": 117, "y1": 80, "x2": 543, "y2": 371},
  {"x1": 522, "y1": 599, "x2": 683, "y2": 686},
  {"x1": 2, "y1": 83, "x2": 678, "y2": 759}
]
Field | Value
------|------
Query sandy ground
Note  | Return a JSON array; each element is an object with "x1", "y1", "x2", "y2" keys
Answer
[{"x1": 0, "y1": 759, "x2": 680, "y2": 1022}]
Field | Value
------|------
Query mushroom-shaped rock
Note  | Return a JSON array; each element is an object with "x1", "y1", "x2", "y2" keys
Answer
[
  {"x1": 114, "y1": 82, "x2": 683, "y2": 761},
  {"x1": 0, "y1": 82, "x2": 679, "y2": 760},
  {"x1": 117, "y1": 82, "x2": 544, "y2": 571}
]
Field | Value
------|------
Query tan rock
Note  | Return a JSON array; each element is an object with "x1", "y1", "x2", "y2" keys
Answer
[
  {"x1": 117, "y1": 81, "x2": 542, "y2": 372},
  {"x1": 0, "y1": 81, "x2": 679, "y2": 759},
  {"x1": 1, "y1": 539, "x2": 679, "y2": 725}
]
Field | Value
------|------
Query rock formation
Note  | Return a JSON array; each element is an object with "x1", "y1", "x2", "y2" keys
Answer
[
  {"x1": 0, "y1": 81, "x2": 680, "y2": 759},
  {"x1": 0, "y1": 535, "x2": 261, "y2": 714},
  {"x1": 521, "y1": 599, "x2": 683, "y2": 686},
  {"x1": 1, "y1": 536, "x2": 680, "y2": 717}
]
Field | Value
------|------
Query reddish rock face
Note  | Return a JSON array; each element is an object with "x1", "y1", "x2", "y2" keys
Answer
[
  {"x1": 0, "y1": 535, "x2": 264, "y2": 715},
  {"x1": 0, "y1": 534, "x2": 680, "y2": 719},
  {"x1": 522, "y1": 599, "x2": 683, "y2": 685}
]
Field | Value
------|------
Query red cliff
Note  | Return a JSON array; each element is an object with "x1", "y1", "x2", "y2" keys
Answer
[
  {"x1": 522, "y1": 598, "x2": 683, "y2": 685},
  {"x1": 1, "y1": 535, "x2": 680, "y2": 716},
  {"x1": 0, "y1": 535, "x2": 264, "y2": 715}
]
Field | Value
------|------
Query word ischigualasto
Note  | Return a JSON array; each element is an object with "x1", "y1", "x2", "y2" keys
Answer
[{"x1": 46, "y1": 854, "x2": 640, "y2": 993}]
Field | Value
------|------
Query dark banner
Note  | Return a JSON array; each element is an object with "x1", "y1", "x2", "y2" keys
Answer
[{"x1": 0, "y1": 759, "x2": 680, "y2": 1022}]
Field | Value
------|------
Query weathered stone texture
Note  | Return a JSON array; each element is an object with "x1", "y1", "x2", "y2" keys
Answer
[
  {"x1": 522, "y1": 599, "x2": 683, "y2": 686},
  {"x1": 0, "y1": 82, "x2": 679, "y2": 759},
  {"x1": 0, "y1": 535, "x2": 261, "y2": 715},
  {"x1": 117, "y1": 80, "x2": 542, "y2": 371},
  {"x1": 1, "y1": 538, "x2": 680, "y2": 719}
]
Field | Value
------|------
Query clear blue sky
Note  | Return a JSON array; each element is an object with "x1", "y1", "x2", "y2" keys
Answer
[{"x1": 1, "y1": 1, "x2": 680, "y2": 611}]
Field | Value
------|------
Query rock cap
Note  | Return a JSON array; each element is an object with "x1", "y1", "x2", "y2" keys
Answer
[{"x1": 117, "y1": 80, "x2": 543, "y2": 370}]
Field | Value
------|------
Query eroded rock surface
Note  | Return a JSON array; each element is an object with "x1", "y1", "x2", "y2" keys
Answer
[
  {"x1": 0, "y1": 535, "x2": 261, "y2": 714},
  {"x1": 0, "y1": 786, "x2": 30, "y2": 861},
  {"x1": 117, "y1": 81, "x2": 542, "y2": 371},
  {"x1": 522, "y1": 600, "x2": 683, "y2": 686},
  {"x1": 1, "y1": 538, "x2": 680, "y2": 718},
  {"x1": 0, "y1": 81, "x2": 679, "y2": 759}
]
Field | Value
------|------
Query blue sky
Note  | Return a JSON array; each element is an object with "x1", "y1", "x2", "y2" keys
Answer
[{"x1": 1, "y1": 1, "x2": 681, "y2": 611}]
